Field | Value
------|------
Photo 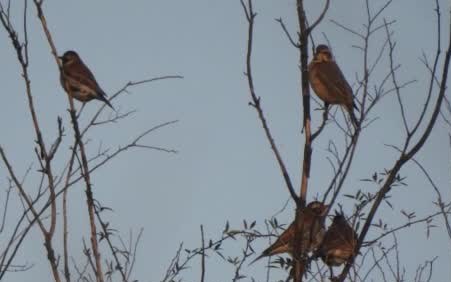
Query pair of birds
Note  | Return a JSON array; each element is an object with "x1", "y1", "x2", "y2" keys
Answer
[
  {"x1": 59, "y1": 45, "x2": 358, "y2": 127},
  {"x1": 252, "y1": 201, "x2": 357, "y2": 272}
]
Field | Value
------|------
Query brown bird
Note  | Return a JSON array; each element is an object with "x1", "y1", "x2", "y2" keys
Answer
[
  {"x1": 250, "y1": 201, "x2": 328, "y2": 264},
  {"x1": 59, "y1": 50, "x2": 114, "y2": 109},
  {"x1": 317, "y1": 212, "x2": 357, "y2": 270},
  {"x1": 308, "y1": 45, "x2": 358, "y2": 127}
]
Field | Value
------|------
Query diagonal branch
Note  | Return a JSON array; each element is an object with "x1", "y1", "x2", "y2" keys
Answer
[
  {"x1": 305, "y1": 0, "x2": 330, "y2": 35},
  {"x1": 240, "y1": 0, "x2": 298, "y2": 204}
]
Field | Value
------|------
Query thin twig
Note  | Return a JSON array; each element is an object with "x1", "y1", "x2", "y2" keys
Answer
[{"x1": 200, "y1": 225, "x2": 206, "y2": 282}]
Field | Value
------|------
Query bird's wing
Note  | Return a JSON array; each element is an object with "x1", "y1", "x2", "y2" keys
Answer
[
  {"x1": 249, "y1": 222, "x2": 295, "y2": 265},
  {"x1": 64, "y1": 62, "x2": 107, "y2": 96},
  {"x1": 315, "y1": 61, "x2": 353, "y2": 104},
  {"x1": 262, "y1": 222, "x2": 295, "y2": 256},
  {"x1": 321, "y1": 222, "x2": 356, "y2": 252}
]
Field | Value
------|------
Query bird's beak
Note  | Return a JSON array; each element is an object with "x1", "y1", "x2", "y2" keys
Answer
[{"x1": 58, "y1": 56, "x2": 63, "y2": 63}]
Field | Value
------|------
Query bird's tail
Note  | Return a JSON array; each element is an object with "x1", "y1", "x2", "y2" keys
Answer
[
  {"x1": 248, "y1": 254, "x2": 264, "y2": 266},
  {"x1": 248, "y1": 250, "x2": 270, "y2": 266},
  {"x1": 249, "y1": 243, "x2": 279, "y2": 266},
  {"x1": 97, "y1": 92, "x2": 114, "y2": 110}
]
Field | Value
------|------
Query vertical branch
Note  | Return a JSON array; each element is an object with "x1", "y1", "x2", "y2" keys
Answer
[
  {"x1": 94, "y1": 208, "x2": 128, "y2": 282},
  {"x1": 33, "y1": 1, "x2": 59, "y2": 66},
  {"x1": 31, "y1": 1, "x2": 105, "y2": 281},
  {"x1": 62, "y1": 148, "x2": 77, "y2": 282},
  {"x1": 62, "y1": 183, "x2": 70, "y2": 282},
  {"x1": 384, "y1": 21, "x2": 410, "y2": 135},
  {"x1": 293, "y1": 1, "x2": 330, "y2": 281},
  {"x1": 0, "y1": 187, "x2": 11, "y2": 233},
  {"x1": 293, "y1": 5, "x2": 312, "y2": 276},
  {"x1": 296, "y1": 0, "x2": 311, "y2": 208},
  {"x1": 68, "y1": 101, "x2": 105, "y2": 282},
  {"x1": 200, "y1": 225, "x2": 206, "y2": 282}
]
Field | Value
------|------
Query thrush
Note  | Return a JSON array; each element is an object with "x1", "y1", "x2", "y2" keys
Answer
[
  {"x1": 308, "y1": 45, "x2": 358, "y2": 127},
  {"x1": 317, "y1": 212, "x2": 357, "y2": 268},
  {"x1": 59, "y1": 50, "x2": 114, "y2": 109},
  {"x1": 250, "y1": 201, "x2": 328, "y2": 264}
]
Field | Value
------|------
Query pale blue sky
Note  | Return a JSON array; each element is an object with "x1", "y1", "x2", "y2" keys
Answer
[{"x1": 1, "y1": 0, "x2": 450, "y2": 281}]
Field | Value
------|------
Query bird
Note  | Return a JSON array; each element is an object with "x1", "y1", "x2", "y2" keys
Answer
[
  {"x1": 308, "y1": 44, "x2": 358, "y2": 127},
  {"x1": 250, "y1": 201, "x2": 329, "y2": 265},
  {"x1": 317, "y1": 212, "x2": 357, "y2": 273},
  {"x1": 59, "y1": 50, "x2": 114, "y2": 109}
]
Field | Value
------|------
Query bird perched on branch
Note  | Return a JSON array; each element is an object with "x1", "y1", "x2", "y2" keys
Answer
[
  {"x1": 250, "y1": 201, "x2": 328, "y2": 264},
  {"x1": 317, "y1": 212, "x2": 357, "y2": 273},
  {"x1": 308, "y1": 44, "x2": 358, "y2": 127},
  {"x1": 59, "y1": 50, "x2": 114, "y2": 109}
]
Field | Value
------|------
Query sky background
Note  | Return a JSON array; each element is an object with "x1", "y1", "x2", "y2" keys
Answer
[{"x1": 1, "y1": 0, "x2": 450, "y2": 281}]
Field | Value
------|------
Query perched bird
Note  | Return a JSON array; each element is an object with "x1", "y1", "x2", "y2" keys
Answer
[
  {"x1": 317, "y1": 212, "x2": 357, "y2": 269},
  {"x1": 308, "y1": 44, "x2": 358, "y2": 127},
  {"x1": 59, "y1": 50, "x2": 114, "y2": 109},
  {"x1": 250, "y1": 201, "x2": 329, "y2": 264}
]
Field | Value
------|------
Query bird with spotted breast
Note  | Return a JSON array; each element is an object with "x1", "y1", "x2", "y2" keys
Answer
[
  {"x1": 250, "y1": 201, "x2": 329, "y2": 265},
  {"x1": 59, "y1": 50, "x2": 114, "y2": 109},
  {"x1": 308, "y1": 44, "x2": 358, "y2": 127}
]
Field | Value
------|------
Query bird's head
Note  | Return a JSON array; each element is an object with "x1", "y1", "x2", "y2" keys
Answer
[
  {"x1": 314, "y1": 44, "x2": 333, "y2": 62},
  {"x1": 332, "y1": 211, "x2": 347, "y2": 223},
  {"x1": 306, "y1": 201, "x2": 329, "y2": 217},
  {"x1": 59, "y1": 50, "x2": 80, "y2": 66}
]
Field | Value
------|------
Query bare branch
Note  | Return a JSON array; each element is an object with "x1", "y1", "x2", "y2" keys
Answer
[
  {"x1": 276, "y1": 18, "x2": 300, "y2": 48},
  {"x1": 306, "y1": 0, "x2": 330, "y2": 35},
  {"x1": 240, "y1": 0, "x2": 298, "y2": 204},
  {"x1": 200, "y1": 225, "x2": 206, "y2": 282}
]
